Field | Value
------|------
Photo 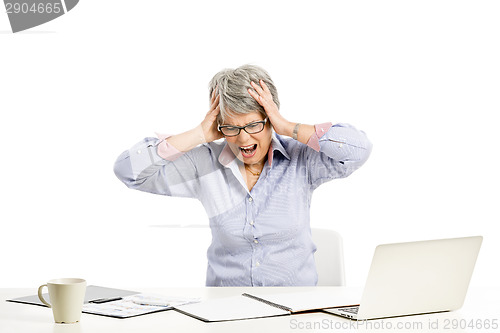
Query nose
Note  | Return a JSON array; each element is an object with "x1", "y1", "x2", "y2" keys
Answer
[{"x1": 236, "y1": 129, "x2": 252, "y2": 142}]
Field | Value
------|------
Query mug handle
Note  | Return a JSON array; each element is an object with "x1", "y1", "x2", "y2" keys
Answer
[{"x1": 37, "y1": 284, "x2": 51, "y2": 308}]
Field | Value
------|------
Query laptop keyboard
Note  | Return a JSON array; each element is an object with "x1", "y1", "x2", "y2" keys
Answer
[{"x1": 338, "y1": 306, "x2": 359, "y2": 314}]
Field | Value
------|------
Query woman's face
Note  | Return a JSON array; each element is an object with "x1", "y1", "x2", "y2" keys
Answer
[{"x1": 222, "y1": 111, "x2": 272, "y2": 166}]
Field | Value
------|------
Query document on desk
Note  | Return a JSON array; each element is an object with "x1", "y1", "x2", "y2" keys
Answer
[
  {"x1": 8, "y1": 285, "x2": 200, "y2": 319},
  {"x1": 82, "y1": 294, "x2": 200, "y2": 318},
  {"x1": 174, "y1": 288, "x2": 360, "y2": 322}
]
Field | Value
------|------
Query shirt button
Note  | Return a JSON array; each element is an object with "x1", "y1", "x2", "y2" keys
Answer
[
  {"x1": 339, "y1": 144, "x2": 343, "y2": 148},
  {"x1": 256, "y1": 261, "x2": 261, "y2": 267},
  {"x1": 253, "y1": 239, "x2": 259, "y2": 244},
  {"x1": 249, "y1": 221, "x2": 255, "y2": 226},
  {"x1": 248, "y1": 197, "x2": 253, "y2": 202},
  {"x1": 137, "y1": 150, "x2": 141, "y2": 154}
]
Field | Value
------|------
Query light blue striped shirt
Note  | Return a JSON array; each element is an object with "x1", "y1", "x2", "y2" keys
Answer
[{"x1": 114, "y1": 123, "x2": 372, "y2": 286}]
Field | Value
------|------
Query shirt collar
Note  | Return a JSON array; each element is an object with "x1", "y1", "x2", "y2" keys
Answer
[{"x1": 218, "y1": 132, "x2": 290, "y2": 168}]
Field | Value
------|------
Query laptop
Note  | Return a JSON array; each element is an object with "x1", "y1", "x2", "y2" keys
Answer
[{"x1": 324, "y1": 236, "x2": 483, "y2": 320}]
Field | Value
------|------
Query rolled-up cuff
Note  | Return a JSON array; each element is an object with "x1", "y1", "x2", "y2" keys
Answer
[
  {"x1": 306, "y1": 122, "x2": 333, "y2": 152},
  {"x1": 155, "y1": 133, "x2": 185, "y2": 161}
]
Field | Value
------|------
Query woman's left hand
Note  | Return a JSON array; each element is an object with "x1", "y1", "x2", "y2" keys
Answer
[{"x1": 248, "y1": 80, "x2": 293, "y2": 136}]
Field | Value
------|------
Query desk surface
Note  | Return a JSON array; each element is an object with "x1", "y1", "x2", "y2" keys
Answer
[{"x1": 1, "y1": 286, "x2": 499, "y2": 333}]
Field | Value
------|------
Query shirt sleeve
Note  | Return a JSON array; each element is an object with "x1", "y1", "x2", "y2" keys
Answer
[
  {"x1": 113, "y1": 136, "x2": 203, "y2": 199},
  {"x1": 305, "y1": 122, "x2": 373, "y2": 189}
]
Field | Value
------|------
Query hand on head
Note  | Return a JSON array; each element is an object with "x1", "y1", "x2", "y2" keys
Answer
[
  {"x1": 201, "y1": 88, "x2": 224, "y2": 143},
  {"x1": 248, "y1": 80, "x2": 292, "y2": 136}
]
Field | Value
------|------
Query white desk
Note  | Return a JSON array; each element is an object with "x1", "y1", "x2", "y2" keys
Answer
[{"x1": 1, "y1": 286, "x2": 499, "y2": 332}]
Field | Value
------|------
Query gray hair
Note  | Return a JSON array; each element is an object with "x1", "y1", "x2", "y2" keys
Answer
[{"x1": 208, "y1": 64, "x2": 280, "y2": 124}]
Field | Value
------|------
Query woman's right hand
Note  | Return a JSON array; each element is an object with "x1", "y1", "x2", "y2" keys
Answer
[
  {"x1": 165, "y1": 90, "x2": 223, "y2": 153},
  {"x1": 200, "y1": 89, "x2": 223, "y2": 143}
]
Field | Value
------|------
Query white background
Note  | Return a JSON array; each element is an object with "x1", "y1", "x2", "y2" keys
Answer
[{"x1": 1, "y1": 1, "x2": 499, "y2": 289}]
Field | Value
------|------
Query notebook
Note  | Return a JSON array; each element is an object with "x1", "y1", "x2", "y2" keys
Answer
[{"x1": 174, "y1": 288, "x2": 359, "y2": 322}]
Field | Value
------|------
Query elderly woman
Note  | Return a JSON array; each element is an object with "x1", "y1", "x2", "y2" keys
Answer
[{"x1": 114, "y1": 64, "x2": 372, "y2": 286}]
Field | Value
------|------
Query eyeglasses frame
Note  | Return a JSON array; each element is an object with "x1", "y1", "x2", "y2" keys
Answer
[{"x1": 218, "y1": 118, "x2": 268, "y2": 137}]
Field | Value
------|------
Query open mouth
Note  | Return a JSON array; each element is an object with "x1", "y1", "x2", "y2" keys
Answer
[{"x1": 240, "y1": 144, "x2": 258, "y2": 158}]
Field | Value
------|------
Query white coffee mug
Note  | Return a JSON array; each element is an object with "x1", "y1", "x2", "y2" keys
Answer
[{"x1": 38, "y1": 278, "x2": 87, "y2": 323}]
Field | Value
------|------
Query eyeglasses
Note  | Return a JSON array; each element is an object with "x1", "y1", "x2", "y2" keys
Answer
[{"x1": 218, "y1": 118, "x2": 268, "y2": 137}]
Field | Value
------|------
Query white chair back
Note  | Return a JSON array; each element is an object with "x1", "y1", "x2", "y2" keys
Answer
[{"x1": 311, "y1": 228, "x2": 346, "y2": 286}]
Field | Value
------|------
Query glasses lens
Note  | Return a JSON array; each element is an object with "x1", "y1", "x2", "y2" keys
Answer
[
  {"x1": 220, "y1": 127, "x2": 240, "y2": 136},
  {"x1": 245, "y1": 122, "x2": 265, "y2": 134}
]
